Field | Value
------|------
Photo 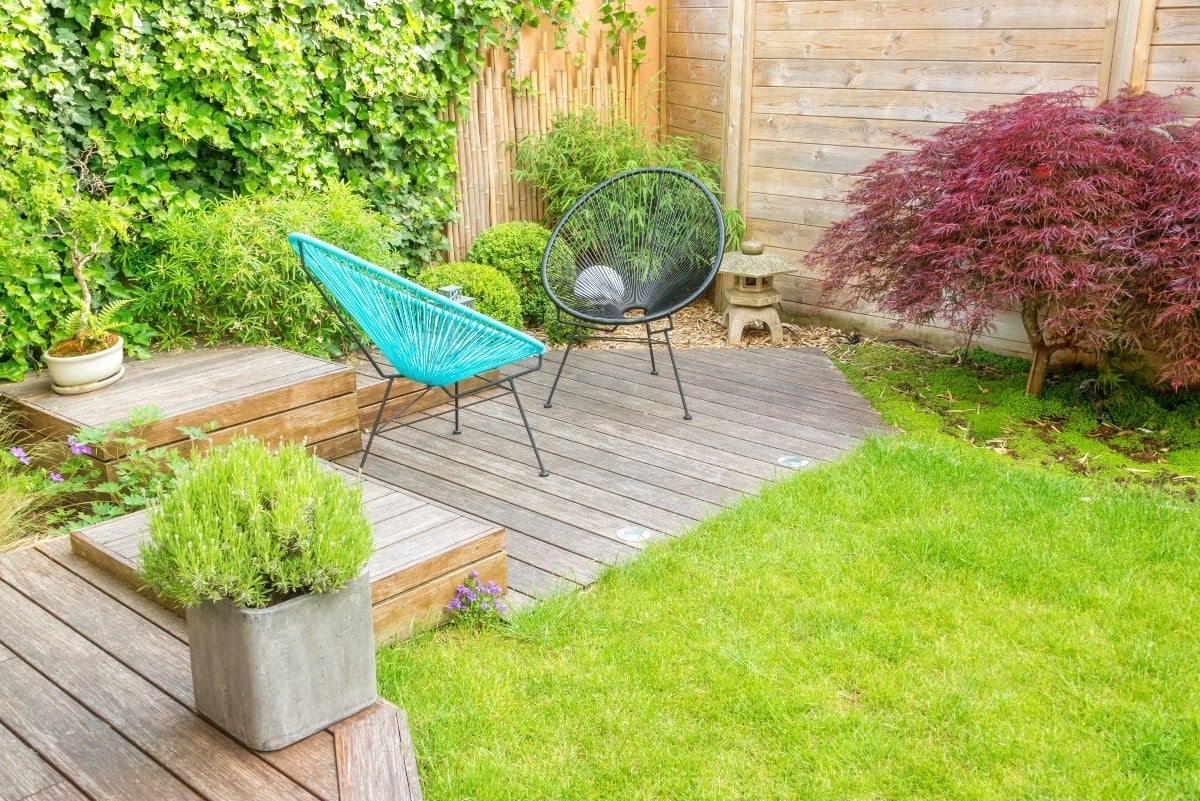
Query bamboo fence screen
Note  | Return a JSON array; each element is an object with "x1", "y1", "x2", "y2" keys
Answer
[{"x1": 445, "y1": 36, "x2": 649, "y2": 260}]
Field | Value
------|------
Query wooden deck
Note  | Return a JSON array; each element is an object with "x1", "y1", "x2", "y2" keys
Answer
[
  {"x1": 347, "y1": 346, "x2": 886, "y2": 604},
  {"x1": 0, "y1": 537, "x2": 421, "y2": 800},
  {"x1": 71, "y1": 462, "x2": 508, "y2": 644}
]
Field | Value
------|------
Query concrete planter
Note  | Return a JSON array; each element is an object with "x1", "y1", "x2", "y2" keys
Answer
[{"x1": 187, "y1": 572, "x2": 376, "y2": 751}]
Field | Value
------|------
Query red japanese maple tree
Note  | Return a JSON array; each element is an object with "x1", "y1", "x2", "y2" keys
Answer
[{"x1": 807, "y1": 89, "x2": 1200, "y2": 396}]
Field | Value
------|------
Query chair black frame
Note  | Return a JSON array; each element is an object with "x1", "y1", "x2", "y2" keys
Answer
[{"x1": 539, "y1": 167, "x2": 725, "y2": 419}]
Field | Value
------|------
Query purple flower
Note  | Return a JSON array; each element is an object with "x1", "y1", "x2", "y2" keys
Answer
[
  {"x1": 446, "y1": 598, "x2": 463, "y2": 612},
  {"x1": 48, "y1": 472, "x2": 63, "y2": 483},
  {"x1": 9, "y1": 447, "x2": 29, "y2": 466},
  {"x1": 67, "y1": 436, "x2": 92, "y2": 456}
]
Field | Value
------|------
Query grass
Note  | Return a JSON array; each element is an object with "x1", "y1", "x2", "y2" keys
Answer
[
  {"x1": 834, "y1": 343, "x2": 1200, "y2": 495},
  {"x1": 378, "y1": 436, "x2": 1199, "y2": 800}
]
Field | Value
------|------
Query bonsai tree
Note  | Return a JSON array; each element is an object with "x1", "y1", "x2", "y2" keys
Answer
[
  {"x1": 807, "y1": 89, "x2": 1200, "y2": 396},
  {"x1": 139, "y1": 438, "x2": 373, "y2": 608}
]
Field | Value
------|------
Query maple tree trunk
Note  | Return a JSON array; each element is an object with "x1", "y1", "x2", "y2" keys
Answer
[{"x1": 1020, "y1": 301, "x2": 1057, "y2": 398}]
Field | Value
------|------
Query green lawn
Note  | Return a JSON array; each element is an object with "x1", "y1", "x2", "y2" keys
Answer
[{"x1": 378, "y1": 436, "x2": 1199, "y2": 800}]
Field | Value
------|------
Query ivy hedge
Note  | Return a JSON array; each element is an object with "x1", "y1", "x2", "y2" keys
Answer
[{"x1": 0, "y1": 0, "x2": 574, "y2": 379}]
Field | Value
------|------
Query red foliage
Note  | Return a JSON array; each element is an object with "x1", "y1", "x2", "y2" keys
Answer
[{"x1": 807, "y1": 89, "x2": 1200, "y2": 394}]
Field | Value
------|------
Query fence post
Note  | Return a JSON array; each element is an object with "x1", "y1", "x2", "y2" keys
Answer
[
  {"x1": 1101, "y1": 0, "x2": 1159, "y2": 99},
  {"x1": 722, "y1": 0, "x2": 754, "y2": 215}
]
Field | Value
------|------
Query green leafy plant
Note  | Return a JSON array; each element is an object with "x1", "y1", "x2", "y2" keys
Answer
[
  {"x1": 139, "y1": 438, "x2": 373, "y2": 609},
  {"x1": 4, "y1": 406, "x2": 208, "y2": 534},
  {"x1": 512, "y1": 107, "x2": 743, "y2": 247},
  {"x1": 125, "y1": 185, "x2": 405, "y2": 356},
  {"x1": 416, "y1": 262, "x2": 524, "y2": 329},
  {"x1": 445, "y1": 570, "x2": 507, "y2": 628},
  {"x1": 467, "y1": 222, "x2": 555, "y2": 326},
  {"x1": 0, "y1": 146, "x2": 143, "y2": 379},
  {"x1": 2, "y1": 0, "x2": 575, "y2": 275}
]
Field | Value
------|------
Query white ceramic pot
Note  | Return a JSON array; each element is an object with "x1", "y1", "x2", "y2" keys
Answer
[{"x1": 44, "y1": 336, "x2": 125, "y2": 395}]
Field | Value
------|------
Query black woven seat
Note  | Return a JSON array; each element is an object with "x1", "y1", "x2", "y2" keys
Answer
[{"x1": 540, "y1": 167, "x2": 725, "y2": 418}]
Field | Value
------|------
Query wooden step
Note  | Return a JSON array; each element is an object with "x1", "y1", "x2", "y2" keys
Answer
[{"x1": 69, "y1": 461, "x2": 507, "y2": 644}]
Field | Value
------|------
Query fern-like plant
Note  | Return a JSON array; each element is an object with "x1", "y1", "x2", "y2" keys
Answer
[{"x1": 49, "y1": 298, "x2": 132, "y2": 357}]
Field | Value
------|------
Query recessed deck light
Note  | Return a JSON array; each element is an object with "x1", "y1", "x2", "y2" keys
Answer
[
  {"x1": 616, "y1": 526, "x2": 654, "y2": 543},
  {"x1": 776, "y1": 455, "x2": 812, "y2": 469}
]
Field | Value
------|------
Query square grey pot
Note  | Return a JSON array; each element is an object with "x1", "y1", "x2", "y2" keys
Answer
[{"x1": 187, "y1": 571, "x2": 376, "y2": 751}]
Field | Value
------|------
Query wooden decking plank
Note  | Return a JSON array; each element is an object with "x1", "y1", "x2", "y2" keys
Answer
[
  {"x1": 368, "y1": 504, "x2": 467, "y2": 553},
  {"x1": 331, "y1": 702, "x2": 414, "y2": 801},
  {"x1": 541, "y1": 351, "x2": 874, "y2": 451},
  {"x1": 468, "y1": 394, "x2": 763, "y2": 491},
  {"x1": 674, "y1": 346, "x2": 877, "y2": 405},
  {"x1": 16, "y1": 782, "x2": 90, "y2": 801},
  {"x1": 462, "y1": 400, "x2": 740, "y2": 507},
  {"x1": 603, "y1": 345, "x2": 885, "y2": 431},
  {"x1": 0, "y1": 580, "x2": 326, "y2": 800},
  {"x1": 368, "y1": 521, "x2": 501, "y2": 601},
  {"x1": 0, "y1": 721, "x2": 68, "y2": 801},
  {"x1": 362, "y1": 492, "x2": 435, "y2": 538},
  {"x1": 348, "y1": 448, "x2": 633, "y2": 565},
  {"x1": 0, "y1": 547, "x2": 193, "y2": 702},
  {"x1": 396, "y1": 708, "x2": 424, "y2": 801},
  {"x1": 413, "y1": 409, "x2": 714, "y2": 521},
  {"x1": 398, "y1": 418, "x2": 696, "y2": 535},
  {"x1": 372, "y1": 428, "x2": 686, "y2": 542},
  {"x1": 500, "y1": 529, "x2": 605, "y2": 585},
  {"x1": 634, "y1": 347, "x2": 888, "y2": 430},
  {"x1": 524, "y1": 367, "x2": 852, "y2": 464},
  {"x1": 0, "y1": 657, "x2": 204, "y2": 801},
  {"x1": 39, "y1": 536, "x2": 187, "y2": 642},
  {"x1": 507, "y1": 557, "x2": 586, "y2": 600}
]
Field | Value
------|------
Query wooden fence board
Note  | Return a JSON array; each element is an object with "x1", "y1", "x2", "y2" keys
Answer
[
  {"x1": 752, "y1": 28, "x2": 1106, "y2": 62},
  {"x1": 754, "y1": 0, "x2": 1107, "y2": 30},
  {"x1": 754, "y1": 57, "x2": 1099, "y2": 94}
]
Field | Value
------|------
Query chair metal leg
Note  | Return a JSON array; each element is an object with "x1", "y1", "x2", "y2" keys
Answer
[
  {"x1": 360, "y1": 377, "x2": 396, "y2": 467},
  {"x1": 662, "y1": 331, "x2": 692, "y2": 420},
  {"x1": 645, "y1": 322, "x2": 658, "y2": 375},
  {"x1": 544, "y1": 340, "x2": 575, "y2": 408},
  {"x1": 452, "y1": 380, "x2": 461, "y2": 434},
  {"x1": 509, "y1": 379, "x2": 548, "y2": 477}
]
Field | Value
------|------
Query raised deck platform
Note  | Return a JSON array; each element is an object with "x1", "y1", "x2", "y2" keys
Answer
[
  {"x1": 70, "y1": 462, "x2": 506, "y2": 644},
  {"x1": 0, "y1": 346, "x2": 362, "y2": 474},
  {"x1": 0, "y1": 537, "x2": 422, "y2": 800}
]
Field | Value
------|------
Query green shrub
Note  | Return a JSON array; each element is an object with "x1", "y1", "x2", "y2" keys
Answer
[
  {"x1": 124, "y1": 185, "x2": 404, "y2": 357},
  {"x1": 0, "y1": 0, "x2": 536, "y2": 270},
  {"x1": 415, "y1": 262, "x2": 523, "y2": 330},
  {"x1": 0, "y1": 148, "x2": 148, "y2": 381},
  {"x1": 466, "y1": 222, "x2": 555, "y2": 326},
  {"x1": 513, "y1": 107, "x2": 744, "y2": 245},
  {"x1": 139, "y1": 439, "x2": 372, "y2": 609}
]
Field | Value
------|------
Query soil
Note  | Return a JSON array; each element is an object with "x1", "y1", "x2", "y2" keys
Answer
[
  {"x1": 46, "y1": 332, "x2": 119, "y2": 358},
  {"x1": 538, "y1": 298, "x2": 854, "y2": 351}
]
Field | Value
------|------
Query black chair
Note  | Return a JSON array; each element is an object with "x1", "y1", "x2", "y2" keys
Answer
[{"x1": 540, "y1": 167, "x2": 725, "y2": 418}]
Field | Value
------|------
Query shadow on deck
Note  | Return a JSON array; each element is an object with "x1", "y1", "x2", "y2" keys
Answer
[{"x1": 344, "y1": 346, "x2": 887, "y2": 606}]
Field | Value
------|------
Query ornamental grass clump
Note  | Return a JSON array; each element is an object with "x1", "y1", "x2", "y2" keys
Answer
[{"x1": 139, "y1": 439, "x2": 372, "y2": 609}]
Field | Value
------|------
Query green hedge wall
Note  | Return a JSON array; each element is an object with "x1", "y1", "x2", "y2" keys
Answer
[{"x1": 1, "y1": 0, "x2": 522, "y2": 269}]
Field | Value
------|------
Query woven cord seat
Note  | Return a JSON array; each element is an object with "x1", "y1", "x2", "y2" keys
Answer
[
  {"x1": 290, "y1": 233, "x2": 548, "y2": 476},
  {"x1": 541, "y1": 168, "x2": 725, "y2": 418}
]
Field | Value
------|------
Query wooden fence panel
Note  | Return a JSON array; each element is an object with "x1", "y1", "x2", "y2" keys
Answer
[{"x1": 443, "y1": 35, "x2": 652, "y2": 260}]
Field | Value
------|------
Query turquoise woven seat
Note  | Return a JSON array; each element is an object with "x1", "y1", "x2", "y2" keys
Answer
[{"x1": 289, "y1": 233, "x2": 548, "y2": 475}]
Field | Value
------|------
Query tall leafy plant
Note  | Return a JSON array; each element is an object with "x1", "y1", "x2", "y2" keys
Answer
[
  {"x1": 512, "y1": 107, "x2": 743, "y2": 246},
  {"x1": 1, "y1": 0, "x2": 568, "y2": 268},
  {"x1": 807, "y1": 89, "x2": 1200, "y2": 397},
  {"x1": 125, "y1": 185, "x2": 406, "y2": 356}
]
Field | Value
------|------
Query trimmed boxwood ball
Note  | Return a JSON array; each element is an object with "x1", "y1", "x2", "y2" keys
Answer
[
  {"x1": 415, "y1": 262, "x2": 523, "y2": 330},
  {"x1": 466, "y1": 222, "x2": 554, "y2": 326}
]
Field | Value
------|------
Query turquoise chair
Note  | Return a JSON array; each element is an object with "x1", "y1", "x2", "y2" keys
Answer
[{"x1": 289, "y1": 233, "x2": 548, "y2": 476}]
